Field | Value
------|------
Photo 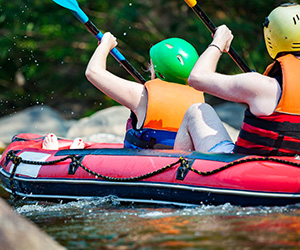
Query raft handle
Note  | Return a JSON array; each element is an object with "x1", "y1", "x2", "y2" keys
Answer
[
  {"x1": 176, "y1": 158, "x2": 193, "y2": 180},
  {"x1": 68, "y1": 155, "x2": 84, "y2": 175}
]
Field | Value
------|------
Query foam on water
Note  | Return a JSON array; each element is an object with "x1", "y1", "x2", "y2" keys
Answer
[
  {"x1": 15, "y1": 195, "x2": 121, "y2": 216},
  {"x1": 15, "y1": 196, "x2": 300, "y2": 219}
]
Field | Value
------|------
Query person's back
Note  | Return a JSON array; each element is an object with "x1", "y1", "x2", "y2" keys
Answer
[
  {"x1": 174, "y1": 3, "x2": 300, "y2": 156},
  {"x1": 234, "y1": 3, "x2": 300, "y2": 155},
  {"x1": 42, "y1": 35, "x2": 204, "y2": 151},
  {"x1": 85, "y1": 34, "x2": 204, "y2": 149}
]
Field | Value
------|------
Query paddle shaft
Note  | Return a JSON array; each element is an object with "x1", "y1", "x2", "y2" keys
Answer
[
  {"x1": 84, "y1": 20, "x2": 146, "y2": 84},
  {"x1": 185, "y1": 0, "x2": 251, "y2": 73}
]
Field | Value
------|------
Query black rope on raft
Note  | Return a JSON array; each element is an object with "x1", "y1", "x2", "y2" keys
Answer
[
  {"x1": 5, "y1": 150, "x2": 300, "y2": 193},
  {"x1": 6, "y1": 150, "x2": 75, "y2": 196},
  {"x1": 188, "y1": 156, "x2": 300, "y2": 176},
  {"x1": 76, "y1": 157, "x2": 183, "y2": 182},
  {"x1": 5, "y1": 150, "x2": 184, "y2": 186}
]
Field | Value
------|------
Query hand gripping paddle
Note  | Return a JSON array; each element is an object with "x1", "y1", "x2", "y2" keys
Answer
[{"x1": 184, "y1": 0, "x2": 251, "y2": 73}]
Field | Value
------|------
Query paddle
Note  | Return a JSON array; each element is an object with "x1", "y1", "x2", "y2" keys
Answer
[
  {"x1": 184, "y1": 0, "x2": 251, "y2": 73},
  {"x1": 52, "y1": 0, "x2": 146, "y2": 84}
]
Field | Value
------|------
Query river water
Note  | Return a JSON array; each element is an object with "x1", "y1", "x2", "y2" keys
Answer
[{"x1": 7, "y1": 196, "x2": 300, "y2": 249}]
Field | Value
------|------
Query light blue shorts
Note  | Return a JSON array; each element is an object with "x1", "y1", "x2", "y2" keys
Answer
[{"x1": 208, "y1": 140, "x2": 234, "y2": 153}]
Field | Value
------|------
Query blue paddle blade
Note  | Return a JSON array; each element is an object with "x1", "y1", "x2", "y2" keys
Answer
[
  {"x1": 52, "y1": 0, "x2": 89, "y2": 23},
  {"x1": 52, "y1": 0, "x2": 79, "y2": 11}
]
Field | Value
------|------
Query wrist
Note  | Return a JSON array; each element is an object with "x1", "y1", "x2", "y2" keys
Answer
[
  {"x1": 99, "y1": 42, "x2": 112, "y2": 53},
  {"x1": 208, "y1": 44, "x2": 223, "y2": 54}
]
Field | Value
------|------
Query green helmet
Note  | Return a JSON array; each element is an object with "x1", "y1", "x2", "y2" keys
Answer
[{"x1": 150, "y1": 38, "x2": 199, "y2": 84}]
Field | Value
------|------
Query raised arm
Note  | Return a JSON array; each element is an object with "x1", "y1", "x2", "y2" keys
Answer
[
  {"x1": 188, "y1": 25, "x2": 281, "y2": 116},
  {"x1": 85, "y1": 32, "x2": 147, "y2": 116}
]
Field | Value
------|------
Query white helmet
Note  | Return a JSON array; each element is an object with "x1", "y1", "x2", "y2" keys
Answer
[{"x1": 263, "y1": 3, "x2": 300, "y2": 59}]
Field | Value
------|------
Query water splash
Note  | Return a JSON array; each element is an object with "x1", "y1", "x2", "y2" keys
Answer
[
  {"x1": 12, "y1": 197, "x2": 300, "y2": 249},
  {"x1": 16, "y1": 195, "x2": 121, "y2": 216}
]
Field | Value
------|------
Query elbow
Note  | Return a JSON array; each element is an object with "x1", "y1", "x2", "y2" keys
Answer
[
  {"x1": 188, "y1": 71, "x2": 205, "y2": 89},
  {"x1": 85, "y1": 67, "x2": 93, "y2": 80},
  {"x1": 188, "y1": 74, "x2": 196, "y2": 88},
  {"x1": 85, "y1": 67, "x2": 97, "y2": 82}
]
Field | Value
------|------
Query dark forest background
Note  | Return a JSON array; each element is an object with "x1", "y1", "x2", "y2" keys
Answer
[{"x1": 1, "y1": 0, "x2": 298, "y2": 119}]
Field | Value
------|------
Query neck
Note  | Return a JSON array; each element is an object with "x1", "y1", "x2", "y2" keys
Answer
[{"x1": 293, "y1": 52, "x2": 300, "y2": 59}]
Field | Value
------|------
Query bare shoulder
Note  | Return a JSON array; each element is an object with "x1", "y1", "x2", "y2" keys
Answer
[
  {"x1": 237, "y1": 72, "x2": 281, "y2": 116},
  {"x1": 231, "y1": 71, "x2": 280, "y2": 97}
]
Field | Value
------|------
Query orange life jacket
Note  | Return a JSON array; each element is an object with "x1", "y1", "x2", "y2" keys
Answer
[
  {"x1": 234, "y1": 54, "x2": 300, "y2": 156},
  {"x1": 124, "y1": 79, "x2": 204, "y2": 149},
  {"x1": 143, "y1": 79, "x2": 204, "y2": 132}
]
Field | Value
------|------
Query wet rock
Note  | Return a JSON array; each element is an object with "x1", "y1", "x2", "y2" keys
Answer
[
  {"x1": 0, "y1": 106, "x2": 73, "y2": 144},
  {"x1": 67, "y1": 106, "x2": 131, "y2": 139},
  {"x1": 0, "y1": 103, "x2": 242, "y2": 145},
  {"x1": 222, "y1": 122, "x2": 239, "y2": 142},
  {"x1": 0, "y1": 141, "x2": 6, "y2": 153},
  {"x1": 83, "y1": 133, "x2": 124, "y2": 143},
  {"x1": 215, "y1": 102, "x2": 246, "y2": 130},
  {"x1": 214, "y1": 102, "x2": 245, "y2": 142},
  {"x1": 0, "y1": 198, "x2": 65, "y2": 250}
]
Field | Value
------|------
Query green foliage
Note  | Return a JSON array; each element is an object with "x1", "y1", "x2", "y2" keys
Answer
[{"x1": 0, "y1": 0, "x2": 298, "y2": 118}]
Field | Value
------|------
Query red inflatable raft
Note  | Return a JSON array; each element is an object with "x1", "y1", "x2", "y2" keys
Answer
[{"x1": 0, "y1": 133, "x2": 300, "y2": 207}]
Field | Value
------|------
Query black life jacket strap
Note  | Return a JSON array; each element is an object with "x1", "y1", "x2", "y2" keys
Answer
[
  {"x1": 124, "y1": 130, "x2": 173, "y2": 149},
  {"x1": 236, "y1": 129, "x2": 300, "y2": 155},
  {"x1": 244, "y1": 110, "x2": 300, "y2": 133},
  {"x1": 233, "y1": 144, "x2": 298, "y2": 156},
  {"x1": 125, "y1": 130, "x2": 156, "y2": 149}
]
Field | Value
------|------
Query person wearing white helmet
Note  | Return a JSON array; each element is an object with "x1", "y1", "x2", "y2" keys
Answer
[{"x1": 174, "y1": 3, "x2": 300, "y2": 156}]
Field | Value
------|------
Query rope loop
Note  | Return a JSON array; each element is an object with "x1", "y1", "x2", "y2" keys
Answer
[
  {"x1": 12, "y1": 156, "x2": 22, "y2": 166},
  {"x1": 76, "y1": 156, "x2": 184, "y2": 182}
]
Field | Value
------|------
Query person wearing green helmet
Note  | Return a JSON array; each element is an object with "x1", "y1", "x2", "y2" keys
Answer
[
  {"x1": 83, "y1": 32, "x2": 204, "y2": 149},
  {"x1": 42, "y1": 33, "x2": 203, "y2": 150},
  {"x1": 174, "y1": 3, "x2": 300, "y2": 156}
]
